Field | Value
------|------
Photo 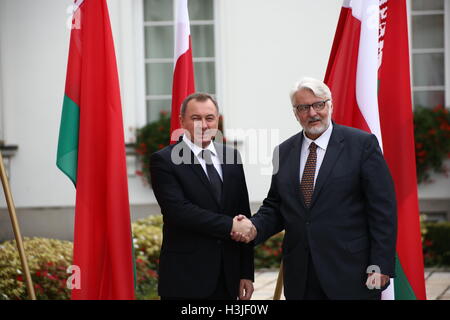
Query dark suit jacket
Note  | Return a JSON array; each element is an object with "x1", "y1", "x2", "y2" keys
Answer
[
  {"x1": 150, "y1": 140, "x2": 254, "y2": 299},
  {"x1": 251, "y1": 123, "x2": 397, "y2": 300}
]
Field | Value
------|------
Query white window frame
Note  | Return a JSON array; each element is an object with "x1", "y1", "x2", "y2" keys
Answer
[
  {"x1": 408, "y1": 0, "x2": 449, "y2": 108},
  {"x1": 133, "y1": 0, "x2": 147, "y2": 131},
  {"x1": 142, "y1": 0, "x2": 219, "y2": 123},
  {"x1": 445, "y1": 0, "x2": 450, "y2": 106}
]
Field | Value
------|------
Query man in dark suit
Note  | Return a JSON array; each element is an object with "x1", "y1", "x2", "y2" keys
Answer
[
  {"x1": 150, "y1": 93, "x2": 254, "y2": 300},
  {"x1": 233, "y1": 77, "x2": 397, "y2": 300}
]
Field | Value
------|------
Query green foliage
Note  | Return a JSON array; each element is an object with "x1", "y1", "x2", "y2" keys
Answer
[
  {"x1": 414, "y1": 105, "x2": 450, "y2": 183},
  {"x1": 0, "y1": 215, "x2": 163, "y2": 300},
  {"x1": 254, "y1": 232, "x2": 283, "y2": 269},
  {"x1": 135, "y1": 111, "x2": 171, "y2": 185},
  {"x1": 0, "y1": 237, "x2": 73, "y2": 300},
  {"x1": 422, "y1": 221, "x2": 450, "y2": 267},
  {"x1": 132, "y1": 215, "x2": 162, "y2": 300},
  {"x1": 134, "y1": 256, "x2": 159, "y2": 300},
  {"x1": 133, "y1": 215, "x2": 163, "y2": 262}
]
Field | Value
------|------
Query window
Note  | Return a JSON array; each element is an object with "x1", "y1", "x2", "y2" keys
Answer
[
  {"x1": 410, "y1": 0, "x2": 447, "y2": 108},
  {"x1": 143, "y1": 0, "x2": 216, "y2": 123}
]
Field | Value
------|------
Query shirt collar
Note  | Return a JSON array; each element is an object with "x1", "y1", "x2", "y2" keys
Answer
[
  {"x1": 302, "y1": 121, "x2": 333, "y2": 151},
  {"x1": 182, "y1": 134, "x2": 217, "y2": 157}
]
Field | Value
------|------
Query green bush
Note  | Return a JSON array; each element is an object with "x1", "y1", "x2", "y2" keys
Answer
[
  {"x1": 132, "y1": 215, "x2": 162, "y2": 300},
  {"x1": 422, "y1": 221, "x2": 450, "y2": 267},
  {"x1": 0, "y1": 237, "x2": 73, "y2": 300},
  {"x1": 254, "y1": 232, "x2": 283, "y2": 269},
  {"x1": 414, "y1": 105, "x2": 450, "y2": 183},
  {"x1": 135, "y1": 112, "x2": 171, "y2": 185},
  {"x1": 0, "y1": 215, "x2": 289, "y2": 300},
  {"x1": 0, "y1": 215, "x2": 163, "y2": 300}
]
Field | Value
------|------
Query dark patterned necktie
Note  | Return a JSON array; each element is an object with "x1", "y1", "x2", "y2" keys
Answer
[
  {"x1": 201, "y1": 150, "x2": 223, "y2": 204},
  {"x1": 300, "y1": 142, "x2": 317, "y2": 208}
]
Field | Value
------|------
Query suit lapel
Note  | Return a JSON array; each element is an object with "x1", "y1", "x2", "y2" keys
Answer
[
  {"x1": 309, "y1": 124, "x2": 344, "y2": 209},
  {"x1": 288, "y1": 133, "x2": 307, "y2": 210},
  {"x1": 177, "y1": 141, "x2": 220, "y2": 204},
  {"x1": 215, "y1": 142, "x2": 227, "y2": 207}
]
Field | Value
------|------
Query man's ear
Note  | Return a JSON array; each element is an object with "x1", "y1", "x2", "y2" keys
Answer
[
  {"x1": 179, "y1": 114, "x2": 184, "y2": 128},
  {"x1": 293, "y1": 109, "x2": 300, "y2": 122}
]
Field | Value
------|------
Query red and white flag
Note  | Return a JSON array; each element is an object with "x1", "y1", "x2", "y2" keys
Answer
[
  {"x1": 325, "y1": 0, "x2": 426, "y2": 300},
  {"x1": 170, "y1": 0, "x2": 195, "y2": 143}
]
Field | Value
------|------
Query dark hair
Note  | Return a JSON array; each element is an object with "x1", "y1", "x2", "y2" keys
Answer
[{"x1": 180, "y1": 93, "x2": 219, "y2": 117}]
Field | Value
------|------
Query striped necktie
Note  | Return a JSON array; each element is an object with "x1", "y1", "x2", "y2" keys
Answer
[{"x1": 300, "y1": 142, "x2": 317, "y2": 208}]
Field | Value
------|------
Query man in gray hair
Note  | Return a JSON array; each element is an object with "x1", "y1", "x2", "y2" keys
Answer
[{"x1": 232, "y1": 77, "x2": 397, "y2": 300}]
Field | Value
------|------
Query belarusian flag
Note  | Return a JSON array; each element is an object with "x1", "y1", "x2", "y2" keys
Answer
[
  {"x1": 170, "y1": 0, "x2": 195, "y2": 143},
  {"x1": 325, "y1": 0, "x2": 426, "y2": 300},
  {"x1": 56, "y1": 0, "x2": 135, "y2": 299}
]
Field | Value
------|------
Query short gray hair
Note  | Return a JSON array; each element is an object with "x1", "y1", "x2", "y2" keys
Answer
[
  {"x1": 180, "y1": 92, "x2": 219, "y2": 117},
  {"x1": 289, "y1": 77, "x2": 332, "y2": 106}
]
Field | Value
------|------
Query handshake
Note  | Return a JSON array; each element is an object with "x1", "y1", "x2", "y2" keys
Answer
[{"x1": 230, "y1": 215, "x2": 257, "y2": 243}]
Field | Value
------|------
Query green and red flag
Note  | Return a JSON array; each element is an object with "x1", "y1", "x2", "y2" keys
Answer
[
  {"x1": 325, "y1": 0, "x2": 426, "y2": 299},
  {"x1": 57, "y1": 0, "x2": 135, "y2": 300}
]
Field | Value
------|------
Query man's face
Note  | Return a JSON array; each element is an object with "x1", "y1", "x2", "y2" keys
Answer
[
  {"x1": 180, "y1": 98, "x2": 219, "y2": 148},
  {"x1": 293, "y1": 88, "x2": 333, "y2": 140}
]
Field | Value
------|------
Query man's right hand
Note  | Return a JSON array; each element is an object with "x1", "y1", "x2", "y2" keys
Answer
[{"x1": 231, "y1": 215, "x2": 257, "y2": 243}]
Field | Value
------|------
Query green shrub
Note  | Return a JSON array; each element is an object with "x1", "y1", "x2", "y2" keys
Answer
[
  {"x1": 0, "y1": 237, "x2": 73, "y2": 300},
  {"x1": 0, "y1": 215, "x2": 290, "y2": 300},
  {"x1": 254, "y1": 232, "x2": 283, "y2": 269},
  {"x1": 135, "y1": 112, "x2": 171, "y2": 185},
  {"x1": 422, "y1": 221, "x2": 450, "y2": 267},
  {"x1": 134, "y1": 255, "x2": 159, "y2": 300},
  {"x1": 132, "y1": 215, "x2": 162, "y2": 299},
  {"x1": 414, "y1": 105, "x2": 450, "y2": 183},
  {"x1": 0, "y1": 215, "x2": 163, "y2": 300}
]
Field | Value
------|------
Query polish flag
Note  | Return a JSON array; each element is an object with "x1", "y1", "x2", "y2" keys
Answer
[
  {"x1": 325, "y1": 0, "x2": 426, "y2": 300},
  {"x1": 170, "y1": 0, "x2": 195, "y2": 143}
]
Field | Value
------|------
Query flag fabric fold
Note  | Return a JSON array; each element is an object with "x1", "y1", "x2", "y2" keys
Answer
[
  {"x1": 170, "y1": 0, "x2": 195, "y2": 142},
  {"x1": 325, "y1": 0, "x2": 426, "y2": 300},
  {"x1": 57, "y1": 0, "x2": 135, "y2": 300}
]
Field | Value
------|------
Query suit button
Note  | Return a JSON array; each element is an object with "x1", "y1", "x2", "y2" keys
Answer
[
  {"x1": 306, "y1": 221, "x2": 311, "y2": 225},
  {"x1": 217, "y1": 240, "x2": 222, "y2": 245}
]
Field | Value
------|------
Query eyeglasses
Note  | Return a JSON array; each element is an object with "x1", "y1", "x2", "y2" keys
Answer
[{"x1": 294, "y1": 99, "x2": 330, "y2": 113}]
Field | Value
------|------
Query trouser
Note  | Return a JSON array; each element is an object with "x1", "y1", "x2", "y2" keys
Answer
[{"x1": 161, "y1": 264, "x2": 235, "y2": 300}]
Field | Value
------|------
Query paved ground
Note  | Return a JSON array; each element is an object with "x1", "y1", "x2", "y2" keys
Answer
[{"x1": 252, "y1": 269, "x2": 450, "y2": 300}]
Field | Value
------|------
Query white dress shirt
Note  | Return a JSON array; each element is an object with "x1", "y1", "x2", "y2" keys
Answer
[
  {"x1": 299, "y1": 122, "x2": 333, "y2": 187},
  {"x1": 183, "y1": 135, "x2": 223, "y2": 181}
]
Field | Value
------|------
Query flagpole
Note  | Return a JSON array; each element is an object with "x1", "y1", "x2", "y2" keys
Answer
[
  {"x1": 273, "y1": 261, "x2": 283, "y2": 300},
  {"x1": 0, "y1": 152, "x2": 36, "y2": 300}
]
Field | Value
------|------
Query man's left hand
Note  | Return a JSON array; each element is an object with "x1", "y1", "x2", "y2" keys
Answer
[
  {"x1": 239, "y1": 279, "x2": 254, "y2": 300},
  {"x1": 366, "y1": 273, "x2": 390, "y2": 290}
]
